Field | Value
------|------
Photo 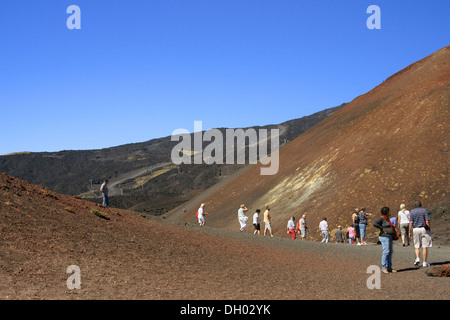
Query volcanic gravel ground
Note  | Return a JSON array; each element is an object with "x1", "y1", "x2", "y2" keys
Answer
[{"x1": 0, "y1": 171, "x2": 448, "y2": 300}]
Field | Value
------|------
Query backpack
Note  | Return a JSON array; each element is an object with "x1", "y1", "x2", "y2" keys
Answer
[{"x1": 382, "y1": 215, "x2": 399, "y2": 240}]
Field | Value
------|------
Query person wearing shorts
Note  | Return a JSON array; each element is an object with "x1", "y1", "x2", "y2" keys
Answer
[
  {"x1": 409, "y1": 201, "x2": 432, "y2": 267},
  {"x1": 263, "y1": 206, "x2": 273, "y2": 237},
  {"x1": 398, "y1": 203, "x2": 410, "y2": 246}
]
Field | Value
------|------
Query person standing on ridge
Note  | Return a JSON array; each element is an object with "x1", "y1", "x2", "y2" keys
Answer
[
  {"x1": 100, "y1": 180, "x2": 109, "y2": 207},
  {"x1": 358, "y1": 207, "x2": 372, "y2": 246}
]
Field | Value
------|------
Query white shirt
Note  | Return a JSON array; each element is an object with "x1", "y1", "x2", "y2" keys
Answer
[
  {"x1": 319, "y1": 220, "x2": 328, "y2": 231},
  {"x1": 287, "y1": 220, "x2": 295, "y2": 230},
  {"x1": 253, "y1": 213, "x2": 260, "y2": 224},
  {"x1": 100, "y1": 183, "x2": 108, "y2": 195},
  {"x1": 398, "y1": 210, "x2": 410, "y2": 224},
  {"x1": 197, "y1": 207, "x2": 204, "y2": 219}
]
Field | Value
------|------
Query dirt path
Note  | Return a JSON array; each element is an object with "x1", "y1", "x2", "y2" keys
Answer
[{"x1": 166, "y1": 222, "x2": 450, "y2": 300}]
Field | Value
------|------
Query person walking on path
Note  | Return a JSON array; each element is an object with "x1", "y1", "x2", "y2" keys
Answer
[
  {"x1": 263, "y1": 206, "x2": 273, "y2": 237},
  {"x1": 238, "y1": 204, "x2": 249, "y2": 231},
  {"x1": 358, "y1": 207, "x2": 372, "y2": 246},
  {"x1": 409, "y1": 201, "x2": 432, "y2": 267},
  {"x1": 197, "y1": 203, "x2": 207, "y2": 227},
  {"x1": 373, "y1": 207, "x2": 397, "y2": 273},
  {"x1": 334, "y1": 225, "x2": 345, "y2": 244},
  {"x1": 319, "y1": 217, "x2": 330, "y2": 243},
  {"x1": 253, "y1": 209, "x2": 261, "y2": 235},
  {"x1": 352, "y1": 208, "x2": 361, "y2": 245},
  {"x1": 347, "y1": 225, "x2": 356, "y2": 244},
  {"x1": 297, "y1": 214, "x2": 308, "y2": 240},
  {"x1": 100, "y1": 180, "x2": 109, "y2": 207},
  {"x1": 287, "y1": 217, "x2": 296, "y2": 239},
  {"x1": 398, "y1": 203, "x2": 410, "y2": 246},
  {"x1": 390, "y1": 215, "x2": 397, "y2": 228}
]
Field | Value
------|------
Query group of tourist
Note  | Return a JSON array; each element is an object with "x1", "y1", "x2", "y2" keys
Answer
[
  {"x1": 372, "y1": 201, "x2": 432, "y2": 273},
  {"x1": 196, "y1": 203, "x2": 275, "y2": 237},
  {"x1": 286, "y1": 215, "x2": 308, "y2": 240},
  {"x1": 240, "y1": 205, "x2": 310, "y2": 240},
  {"x1": 313, "y1": 202, "x2": 432, "y2": 273},
  {"x1": 239, "y1": 204, "x2": 274, "y2": 237}
]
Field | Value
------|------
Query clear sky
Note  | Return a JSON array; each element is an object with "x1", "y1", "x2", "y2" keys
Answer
[{"x1": 0, "y1": 0, "x2": 448, "y2": 155}]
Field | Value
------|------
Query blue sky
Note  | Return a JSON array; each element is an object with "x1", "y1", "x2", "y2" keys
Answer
[{"x1": 0, "y1": 0, "x2": 448, "y2": 155}]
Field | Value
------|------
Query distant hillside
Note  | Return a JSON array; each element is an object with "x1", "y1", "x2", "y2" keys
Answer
[
  {"x1": 0, "y1": 105, "x2": 344, "y2": 214},
  {"x1": 173, "y1": 46, "x2": 450, "y2": 242}
]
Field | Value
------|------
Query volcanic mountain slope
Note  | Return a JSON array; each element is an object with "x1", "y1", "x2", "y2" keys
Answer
[
  {"x1": 0, "y1": 105, "x2": 343, "y2": 215},
  {"x1": 173, "y1": 45, "x2": 450, "y2": 241},
  {"x1": 1, "y1": 170, "x2": 449, "y2": 301}
]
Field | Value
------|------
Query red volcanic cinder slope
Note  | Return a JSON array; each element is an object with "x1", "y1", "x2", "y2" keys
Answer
[
  {"x1": 180, "y1": 46, "x2": 450, "y2": 239},
  {"x1": 2, "y1": 170, "x2": 298, "y2": 299}
]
